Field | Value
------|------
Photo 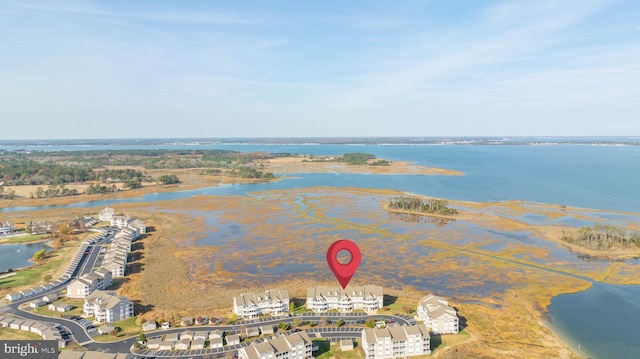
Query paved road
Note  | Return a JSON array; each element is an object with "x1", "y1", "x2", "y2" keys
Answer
[
  {"x1": 4, "y1": 228, "x2": 114, "y2": 346},
  {"x1": 111, "y1": 313, "x2": 415, "y2": 358},
  {"x1": 4, "y1": 228, "x2": 419, "y2": 358}
]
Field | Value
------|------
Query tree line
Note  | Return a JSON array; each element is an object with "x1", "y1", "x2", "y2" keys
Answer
[
  {"x1": 561, "y1": 225, "x2": 640, "y2": 250},
  {"x1": 304, "y1": 152, "x2": 391, "y2": 166},
  {"x1": 387, "y1": 196, "x2": 459, "y2": 216}
]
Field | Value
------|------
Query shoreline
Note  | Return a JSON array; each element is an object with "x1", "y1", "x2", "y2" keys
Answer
[{"x1": 543, "y1": 317, "x2": 595, "y2": 359}]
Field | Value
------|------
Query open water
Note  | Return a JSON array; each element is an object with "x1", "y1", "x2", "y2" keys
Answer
[{"x1": 1, "y1": 142, "x2": 639, "y2": 358}]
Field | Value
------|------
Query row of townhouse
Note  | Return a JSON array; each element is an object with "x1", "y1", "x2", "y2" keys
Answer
[
  {"x1": 102, "y1": 229, "x2": 135, "y2": 278},
  {"x1": 306, "y1": 285, "x2": 384, "y2": 313},
  {"x1": 147, "y1": 329, "x2": 240, "y2": 351},
  {"x1": 417, "y1": 294, "x2": 460, "y2": 334},
  {"x1": 0, "y1": 314, "x2": 66, "y2": 348},
  {"x1": 233, "y1": 289, "x2": 290, "y2": 319},
  {"x1": 0, "y1": 220, "x2": 14, "y2": 235},
  {"x1": 82, "y1": 290, "x2": 134, "y2": 323},
  {"x1": 26, "y1": 293, "x2": 73, "y2": 313},
  {"x1": 361, "y1": 324, "x2": 431, "y2": 359},
  {"x1": 4, "y1": 241, "x2": 92, "y2": 302},
  {"x1": 238, "y1": 331, "x2": 314, "y2": 359},
  {"x1": 66, "y1": 268, "x2": 113, "y2": 298}
]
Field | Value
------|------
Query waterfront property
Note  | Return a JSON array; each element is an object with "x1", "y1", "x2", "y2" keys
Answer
[
  {"x1": 238, "y1": 331, "x2": 313, "y2": 359},
  {"x1": 306, "y1": 285, "x2": 384, "y2": 313},
  {"x1": 0, "y1": 221, "x2": 14, "y2": 234},
  {"x1": 417, "y1": 294, "x2": 459, "y2": 334},
  {"x1": 233, "y1": 289, "x2": 289, "y2": 319},
  {"x1": 30, "y1": 220, "x2": 53, "y2": 233},
  {"x1": 361, "y1": 324, "x2": 431, "y2": 359},
  {"x1": 83, "y1": 290, "x2": 134, "y2": 323}
]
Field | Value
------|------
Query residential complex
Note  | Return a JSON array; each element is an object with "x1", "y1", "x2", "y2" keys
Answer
[
  {"x1": 83, "y1": 290, "x2": 134, "y2": 323},
  {"x1": 361, "y1": 324, "x2": 431, "y2": 359},
  {"x1": 66, "y1": 268, "x2": 112, "y2": 299},
  {"x1": 102, "y1": 229, "x2": 135, "y2": 278},
  {"x1": 238, "y1": 331, "x2": 313, "y2": 359},
  {"x1": 233, "y1": 289, "x2": 289, "y2": 319},
  {"x1": 306, "y1": 285, "x2": 383, "y2": 312},
  {"x1": 417, "y1": 294, "x2": 459, "y2": 334},
  {"x1": 99, "y1": 207, "x2": 115, "y2": 222},
  {"x1": 0, "y1": 221, "x2": 14, "y2": 235}
]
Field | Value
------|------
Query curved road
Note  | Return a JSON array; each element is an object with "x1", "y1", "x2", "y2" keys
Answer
[{"x1": 4, "y1": 228, "x2": 417, "y2": 358}]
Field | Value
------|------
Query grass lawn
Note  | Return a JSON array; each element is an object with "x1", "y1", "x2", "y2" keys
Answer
[
  {"x1": 314, "y1": 339, "x2": 363, "y2": 359},
  {"x1": 0, "y1": 244, "x2": 77, "y2": 291},
  {"x1": 92, "y1": 316, "x2": 141, "y2": 342},
  {"x1": 377, "y1": 302, "x2": 417, "y2": 316},
  {"x1": 0, "y1": 327, "x2": 44, "y2": 340},
  {"x1": 31, "y1": 298, "x2": 85, "y2": 318},
  {"x1": 0, "y1": 234, "x2": 47, "y2": 244}
]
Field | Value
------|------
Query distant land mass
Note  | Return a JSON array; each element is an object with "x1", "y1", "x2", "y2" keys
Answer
[{"x1": 0, "y1": 136, "x2": 639, "y2": 148}]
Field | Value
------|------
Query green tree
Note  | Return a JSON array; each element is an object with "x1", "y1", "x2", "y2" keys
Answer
[
  {"x1": 365, "y1": 320, "x2": 376, "y2": 328},
  {"x1": 138, "y1": 333, "x2": 146, "y2": 343},
  {"x1": 336, "y1": 319, "x2": 345, "y2": 327},
  {"x1": 33, "y1": 249, "x2": 46, "y2": 262},
  {"x1": 123, "y1": 180, "x2": 142, "y2": 189},
  {"x1": 289, "y1": 302, "x2": 295, "y2": 311},
  {"x1": 157, "y1": 174, "x2": 180, "y2": 185}
]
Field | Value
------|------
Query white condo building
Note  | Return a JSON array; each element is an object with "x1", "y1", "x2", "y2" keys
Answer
[
  {"x1": 0, "y1": 221, "x2": 14, "y2": 235},
  {"x1": 306, "y1": 285, "x2": 383, "y2": 313},
  {"x1": 361, "y1": 324, "x2": 431, "y2": 359},
  {"x1": 98, "y1": 207, "x2": 115, "y2": 222},
  {"x1": 238, "y1": 331, "x2": 313, "y2": 359},
  {"x1": 83, "y1": 290, "x2": 134, "y2": 323},
  {"x1": 417, "y1": 294, "x2": 459, "y2": 334},
  {"x1": 233, "y1": 289, "x2": 289, "y2": 319}
]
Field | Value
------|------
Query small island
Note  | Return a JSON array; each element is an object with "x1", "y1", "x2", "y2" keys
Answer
[
  {"x1": 560, "y1": 225, "x2": 640, "y2": 258},
  {"x1": 383, "y1": 196, "x2": 459, "y2": 220}
]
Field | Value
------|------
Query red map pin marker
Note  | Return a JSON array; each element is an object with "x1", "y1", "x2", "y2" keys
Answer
[{"x1": 327, "y1": 239, "x2": 361, "y2": 289}]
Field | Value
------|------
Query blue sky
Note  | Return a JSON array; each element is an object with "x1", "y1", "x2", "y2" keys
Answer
[{"x1": 1, "y1": 0, "x2": 638, "y2": 139}]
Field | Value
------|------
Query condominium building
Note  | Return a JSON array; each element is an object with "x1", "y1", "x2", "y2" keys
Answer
[
  {"x1": 66, "y1": 270, "x2": 112, "y2": 298},
  {"x1": 83, "y1": 290, "x2": 134, "y2": 323},
  {"x1": 417, "y1": 294, "x2": 459, "y2": 334},
  {"x1": 0, "y1": 221, "x2": 14, "y2": 235},
  {"x1": 361, "y1": 324, "x2": 431, "y2": 359},
  {"x1": 238, "y1": 331, "x2": 313, "y2": 359},
  {"x1": 233, "y1": 289, "x2": 289, "y2": 319},
  {"x1": 306, "y1": 285, "x2": 383, "y2": 312},
  {"x1": 98, "y1": 207, "x2": 115, "y2": 222}
]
